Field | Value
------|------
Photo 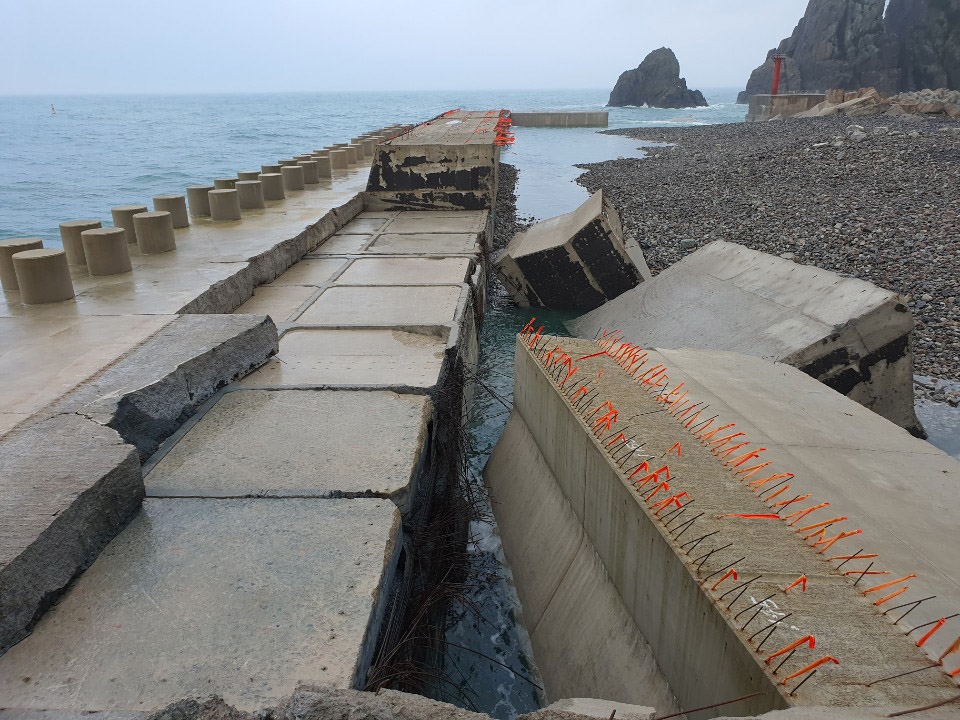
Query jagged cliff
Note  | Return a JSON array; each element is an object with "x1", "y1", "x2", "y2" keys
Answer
[
  {"x1": 737, "y1": 0, "x2": 960, "y2": 102},
  {"x1": 609, "y1": 48, "x2": 708, "y2": 108}
]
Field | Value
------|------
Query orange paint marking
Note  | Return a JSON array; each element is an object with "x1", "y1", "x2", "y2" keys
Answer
[
  {"x1": 683, "y1": 408, "x2": 706, "y2": 429},
  {"x1": 771, "y1": 493, "x2": 811, "y2": 508},
  {"x1": 784, "y1": 575, "x2": 807, "y2": 593},
  {"x1": 863, "y1": 574, "x2": 918, "y2": 595},
  {"x1": 592, "y1": 408, "x2": 619, "y2": 433},
  {"x1": 918, "y1": 619, "x2": 947, "y2": 647},
  {"x1": 653, "y1": 492, "x2": 688, "y2": 516},
  {"x1": 576, "y1": 351, "x2": 607, "y2": 362},
  {"x1": 828, "y1": 553, "x2": 878, "y2": 562},
  {"x1": 571, "y1": 385, "x2": 590, "y2": 403},
  {"x1": 722, "y1": 513, "x2": 782, "y2": 519},
  {"x1": 645, "y1": 481, "x2": 670, "y2": 502},
  {"x1": 667, "y1": 441, "x2": 682, "y2": 457},
  {"x1": 785, "y1": 502, "x2": 830, "y2": 526},
  {"x1": 795, "y1": 516, "x2": 848, "y2": 533},
  {"x1": 748, "y1": 473, "x2": 794, "y2": 490},
  {"x1": 874, "y1": 586, "x2": 909, "y2": 606},
  {"x1": 711, "y1": 568, "x2": 739, "y2": 591},
  {"x1": 628, "y1": 461, "x2": 650, "y2": 481},
  {"x1": 606, "y1": 433, "x2": 627, "y2": 448},
  {"x1": 780, "y1": 656, "x2": 839, "y2": 685},
  {"x1": 707, "y1": 432, "x2": 745, "y2": 448},
  {"x1": 716, "y1": 442, "x2": 751, "y2": 460},
  {"x1": 737, "y1": 461, "x2": 774, "y2": 479},
  {"x1": 765, "y1": 635, "x2": 816, "y2": 664},
  {"x1": 698, "y1": 423, "x2": 735, "y2": 443},
  {"x1": 843, "y1": 570, "x2": 889, "y2": 577},
  {"x1": 938, "y1": 637, "x2": 960, "y2": 664},
  {"x1": 815, "y1": 529, "x2": 862, "y2": 554},
  {"x1": 764, "y1": 484, "x2": 792, "y2": 502},
  {"x1": 948, "y1": 667, "x2": 960, "y2": 678},
  {"x1": 728, "y1": 449, "x2": 766, "y2": 467}
]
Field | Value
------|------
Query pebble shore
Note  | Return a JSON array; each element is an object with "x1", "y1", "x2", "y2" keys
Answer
[{"x1": 577, "y1": 115, "x2": 960, "y2": 401}]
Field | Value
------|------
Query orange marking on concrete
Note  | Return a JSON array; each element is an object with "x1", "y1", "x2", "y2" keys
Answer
[
  {"x1": 606, "y1": 433, "x2": 627, "y2": 448},
  {"x1": 948, "y1": 667, "x2": 960, "y2": 678},
  {"x1": 593, "y1": 409, "x2": 619, "y2": 433},
  {"x1": 828, "y1": 553, "x2": 878, "y2": 562},
  {"x1": 571, "y1": 385, "x2": 590, "y2": 403},
  {"x1": 748, "y1": 473, "x2": 794, "y2": 490},
  {"x1": 676, "y1": 403, "x2": 699, "y2": 419},
  {"x1": 722, "y1": 513, "x2": 782, "y2": 519},
  {"x1": 785, "y1": 502, "x2": 830, "y2": 526},
  {"x1": 708, "y1": 432, "x2": 745, "y2": 448},
  {"x1": 560, "y1": 364, "x2": 579, "y2": 388},
  {"x1": 628, "y1": 461, "x2": 650, "y2": 481},
  {"x1": 683, "y1": 409, "x2": 706, "y2": 428},
  {"x1": 711, "y1": 569, "x2": 739, "y2": 591},
  {"x1": 737, "y1": 461, "x2": 774, "y2": 479},
  {"x1": 771, "y1": 493, "x2": 811, "y2": 508},
  {"x1": 765, "y1": 635, "x2": 816, "y2": 664},
  {"x1": 780, "y1": 656, "x2": 839, "y2": 685},
  {"x1": 803, "y1": 527, "x2": 829, "y2": 542},
  {"x1": 589, "y1": 400, "x2": 614, "y2": 417},
  {"x1": 917, "y1": 619, "x2": 947, "y2": 647},
  {"x1": 698, "y1": 423, "x2": 736, "y2": 443},
  {"x1": 764, "y1": 484, "x2": 792, "y2": 502},
  {"x1": 576, "y1": 351, "x2": 607, "y2": 362},
  {"x1": 646, "y1": 481, "x2": 670, "y2": 502},
  {"x1": 843, "y1": 570, "x2": 889, "y2": 577},
  {"x1": 716, "y1": 442, "x2": 751, "y2": 460},
  {"x1": 937, "y1": 636, "x2": 960, "y2": 664},
  {"x1": 874, "y1": 587, "x2": 909, "y2": 606},
  {"x1": 795, "y1": 516, "x2": 848, "y2": 533},
  {"x1": 728, "y1": 449, "x2": 766, "y2": 467},
  {"x1": 784, "y1": 575, "x2": 807, "y2": 593},
  {"x1": 668, "y1": 441, "x2": 682, "y2": 457},
  {"x1": 653, "y1": 492, "x2": 688, "y2": 515},
  {"x1": 815, "y1": 529, "x2": 862, "y2": 554},
  {"x1": 863, "y1": 575, "x2": 918, "y2": 595}
]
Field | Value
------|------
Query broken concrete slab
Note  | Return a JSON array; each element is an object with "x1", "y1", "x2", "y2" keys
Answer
[
  {"x1": 0, "y1": 498, "x2": 400, "y2": 712},
  {"x1": 268, "y1": 258, "x2": 346, "y2": 286},
  {"x1": 567, "y1": 241, "x2": 923, "y2": 435},
  {"x1": 365, "y1": 233, "x2": 481, "y2": 256},
  {"x1": 335, "y1": 258, "x2": 473, "y2": 286},
  {"x1": 296, "y1": 285, "x2": 466, "y2": 326},
  {"x1": 240, "y1": 328, "x2": 448, "y2": 389},
  {"x1": 0, "y1": 414, "x2": 141, "y2": 654},
  {"x1": 50, "y1": 314, "x2": 279, "y2": 460},
  {"x1": 308, "y1": 234, "x2": 370, "y2": 255},
  {"x1": 495, "y1": 190, "x2": 649, "y2": 311},
  {"x1": 146, "y1": 390, "x2": 432, "y2": 513}
]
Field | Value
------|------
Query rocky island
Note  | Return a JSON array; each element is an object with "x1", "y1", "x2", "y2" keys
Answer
[
  {"x1": 738, "y1": 0, "x2": 960, "y2": 102},
  {"x1": 608, "y1": 47, "x2": 708, "y2": 108}
]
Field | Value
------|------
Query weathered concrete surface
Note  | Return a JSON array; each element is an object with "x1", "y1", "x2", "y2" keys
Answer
[
  {"x1": 240, "y1": 329, "x2": 449, "y2": 389},
  {"x1": 0, "y1": 498, "x2": 401, "y2": 712},
  {"x1": 510, "y1": 112, "x2": 609, "y2": 128},
  {"x1": 146, "y1": 390, "x2": 432, "y2": 513},
  {"x1": 568, "y1": 241, "x2": 923, "y2": 435},
  {"x1": 233, "y1": 286, "x2": 316, "y2": 322},
  {"x1": 540, "y1": 699, "x2": 654, "y2": 720},
  {"x1": 365, "y1": 112, "x2": 500, "y2": 211},
  {"x1": 297, "y1": 285, "x2": 467, "y2": 326},
  {"x1": 485, "y1": 413, "x2": 680, "y2": 712},
  {"x1": 0, "y1": 415, "x2": 141, "y2": 654},
  {"x1": 488, "y1": 336, "x2": 960, "y2": 713},
  {"x1": 747, "y1": 94, "x2": 826, "y2": 121},
  {"x1": 495, "y1": 190, "x2": 649, "y2": 311},
  {"x1": 335, "y1": 257, "x2": 473, "y2": 286},
  {"x1": 49, "y1": 314, "x2": 278, "y2": 460}
]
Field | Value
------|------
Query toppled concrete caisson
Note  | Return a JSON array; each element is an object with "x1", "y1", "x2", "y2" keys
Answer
[
  {"x1": 495, "y1": 190, "x2": 650, "y2": 311},
  {"x1": 567, "y1": 240, "x2": 923, "y2": 435}
]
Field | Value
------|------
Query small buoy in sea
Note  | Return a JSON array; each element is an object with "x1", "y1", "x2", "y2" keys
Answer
[{"x1": 50, "y1": 104, "x2": 56, "y2": 114}]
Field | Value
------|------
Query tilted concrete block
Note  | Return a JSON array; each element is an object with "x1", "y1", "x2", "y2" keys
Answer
[
  {"x1": 0, "y1": 414, "x2": 142, "y2": 653},
  {"x1": 567, "y1": 240, "x2": 923, "y2": 435},
  {"x1": 494, "y1": 190, "x2": 650, "y2": 311}
]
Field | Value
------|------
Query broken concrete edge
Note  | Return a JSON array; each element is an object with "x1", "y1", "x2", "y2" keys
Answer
[
  {"x1": 178, "y1": 194, "x2": 364, "y2": 314},
  {"x1": 46, "y1": 315, "x2": 280, "y2": 461},
  {"x1": 8, "y1": 686, "x2": 946, "y2": 720},
  {"x1": 0, "y1": 416, "x2": 143, "y2": 654}
]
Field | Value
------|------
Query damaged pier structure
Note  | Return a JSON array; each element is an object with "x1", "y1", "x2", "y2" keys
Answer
[{"x1": 0, "y1": 114, "x2": 498, "y2": 711}]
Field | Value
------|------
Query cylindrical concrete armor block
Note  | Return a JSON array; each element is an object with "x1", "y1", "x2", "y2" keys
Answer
[
  {"x1": 0, "y1": 237, "x2": 44, "y2": 292},
  {"x1": 81, "y1": 227, "x2": 132, "y2": 276},
  {"x1": 209, "y1": 189, "x2": 242, "y2": 221},
  {"x1": 187, "y1": 185, "x2": 214, "y2": 217},
  {"x1": 361, "y1": 138, "x2": 376, "y2": 157},
  {"x1": 237, "y1": 170, "x2": 261, "y2": 181},
  {"x1": 59, "y1": 220, "x2": 101, "y2": 265},
  {"x1": 111, "y1": 205, "x2": 148, "y2": 244},
  {"x1": 133, "y1": 211, "x2": 177, "y2": 254},
  {"x1": 332, "y1": 143, "x2": 348, "y2": 148},
  {"x1": 12, "y1": 249, "x2": 74, "y2": 304},
  {"x1": 329, "y1": 149, "x2": 348, "y2": 170},
  {"x1": 281, "y1": 165, "x2": 305, "y2": 191},
  {"x1": 259, "y1": 173, "x2": 285, "y2": 201},
  {"x1": 279, "y1": 159, "x2": 298, "y2": 167},
  {"x1": 345, "y1": 146, "x2": 359, "y2": 165},
  {"x1": 153, "y1": 195, "x2": 189, "y2": 228},
  {"x1": 294, "y1": 154, "x2": 313, "y2": 162},
  {"x1": 236, "y1": 180, "x2": 265, "y2": 209},
  {"x1": 315, "y1": 155, "x2": 333, "y2": 179},
  {"x1": 297, "y1": 160, "x2": 319, "y2": 184},
  {"x1": 261, "y1": 164, "x2": 282, "y2": 175},
  {"x1": 214, "y1": 177, "x2": 237, "y2": 190}
]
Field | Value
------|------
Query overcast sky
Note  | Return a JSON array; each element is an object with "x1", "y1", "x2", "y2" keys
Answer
[{"x1": 1, "y1": 0, "x2": 810, "y2": 94}]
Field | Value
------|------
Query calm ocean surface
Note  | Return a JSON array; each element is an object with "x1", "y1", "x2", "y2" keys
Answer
[{"x1": 20, "y1": 89, "x2": 957, "y2": 718}]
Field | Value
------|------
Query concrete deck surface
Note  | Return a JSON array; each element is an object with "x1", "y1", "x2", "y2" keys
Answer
[
  {"x1": 0, "y1": 168, "x2": 369, "y2": 439},
  {"x1": 146, "y1": 389, "x2": 432, "y2": 511},
  {"x1": 0, "y1": 498, "x2": 399, "y2": 711},
  {"x1": 297, "y1": 285, "x2": 466, "y2": 326}
]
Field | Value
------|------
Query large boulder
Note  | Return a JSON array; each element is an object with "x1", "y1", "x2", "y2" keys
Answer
[{"x1": 608, "y1": 48, "x2": 708, "y2": 108}]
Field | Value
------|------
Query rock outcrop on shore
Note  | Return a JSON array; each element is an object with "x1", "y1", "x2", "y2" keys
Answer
[
  {"x1": 577, "y1": 117, "x2": 960, "y2": 396},
  {"x1": 737, "y1": 0, "x2": 960, "y2": 102},
  {"x1": 609, "y1": 48, "x2": 708, "y2": 108}
]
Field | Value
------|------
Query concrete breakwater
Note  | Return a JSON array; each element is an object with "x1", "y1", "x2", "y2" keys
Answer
[
  {"x1": 0, "y1": 113, "x2": 504, "y2": 711},
  {"x1": 486, "y1": 332, "x2": 960, "y2": 715}
]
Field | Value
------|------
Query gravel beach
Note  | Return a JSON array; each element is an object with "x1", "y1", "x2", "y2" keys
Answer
[{"x1": 577, "y1": 116, "x2": 960, "y2": 399}]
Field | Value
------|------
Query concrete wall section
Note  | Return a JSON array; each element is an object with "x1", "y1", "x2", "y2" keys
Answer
[
  {"x1": 510, "y1": 112, "x2": 609, "y2": 127},
  {"x1": 747, "y1": 94, "x2": 826, "y2": 121},
  {"x1": 568, "y1": 241, "x2": 923, "y2": 435}
]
